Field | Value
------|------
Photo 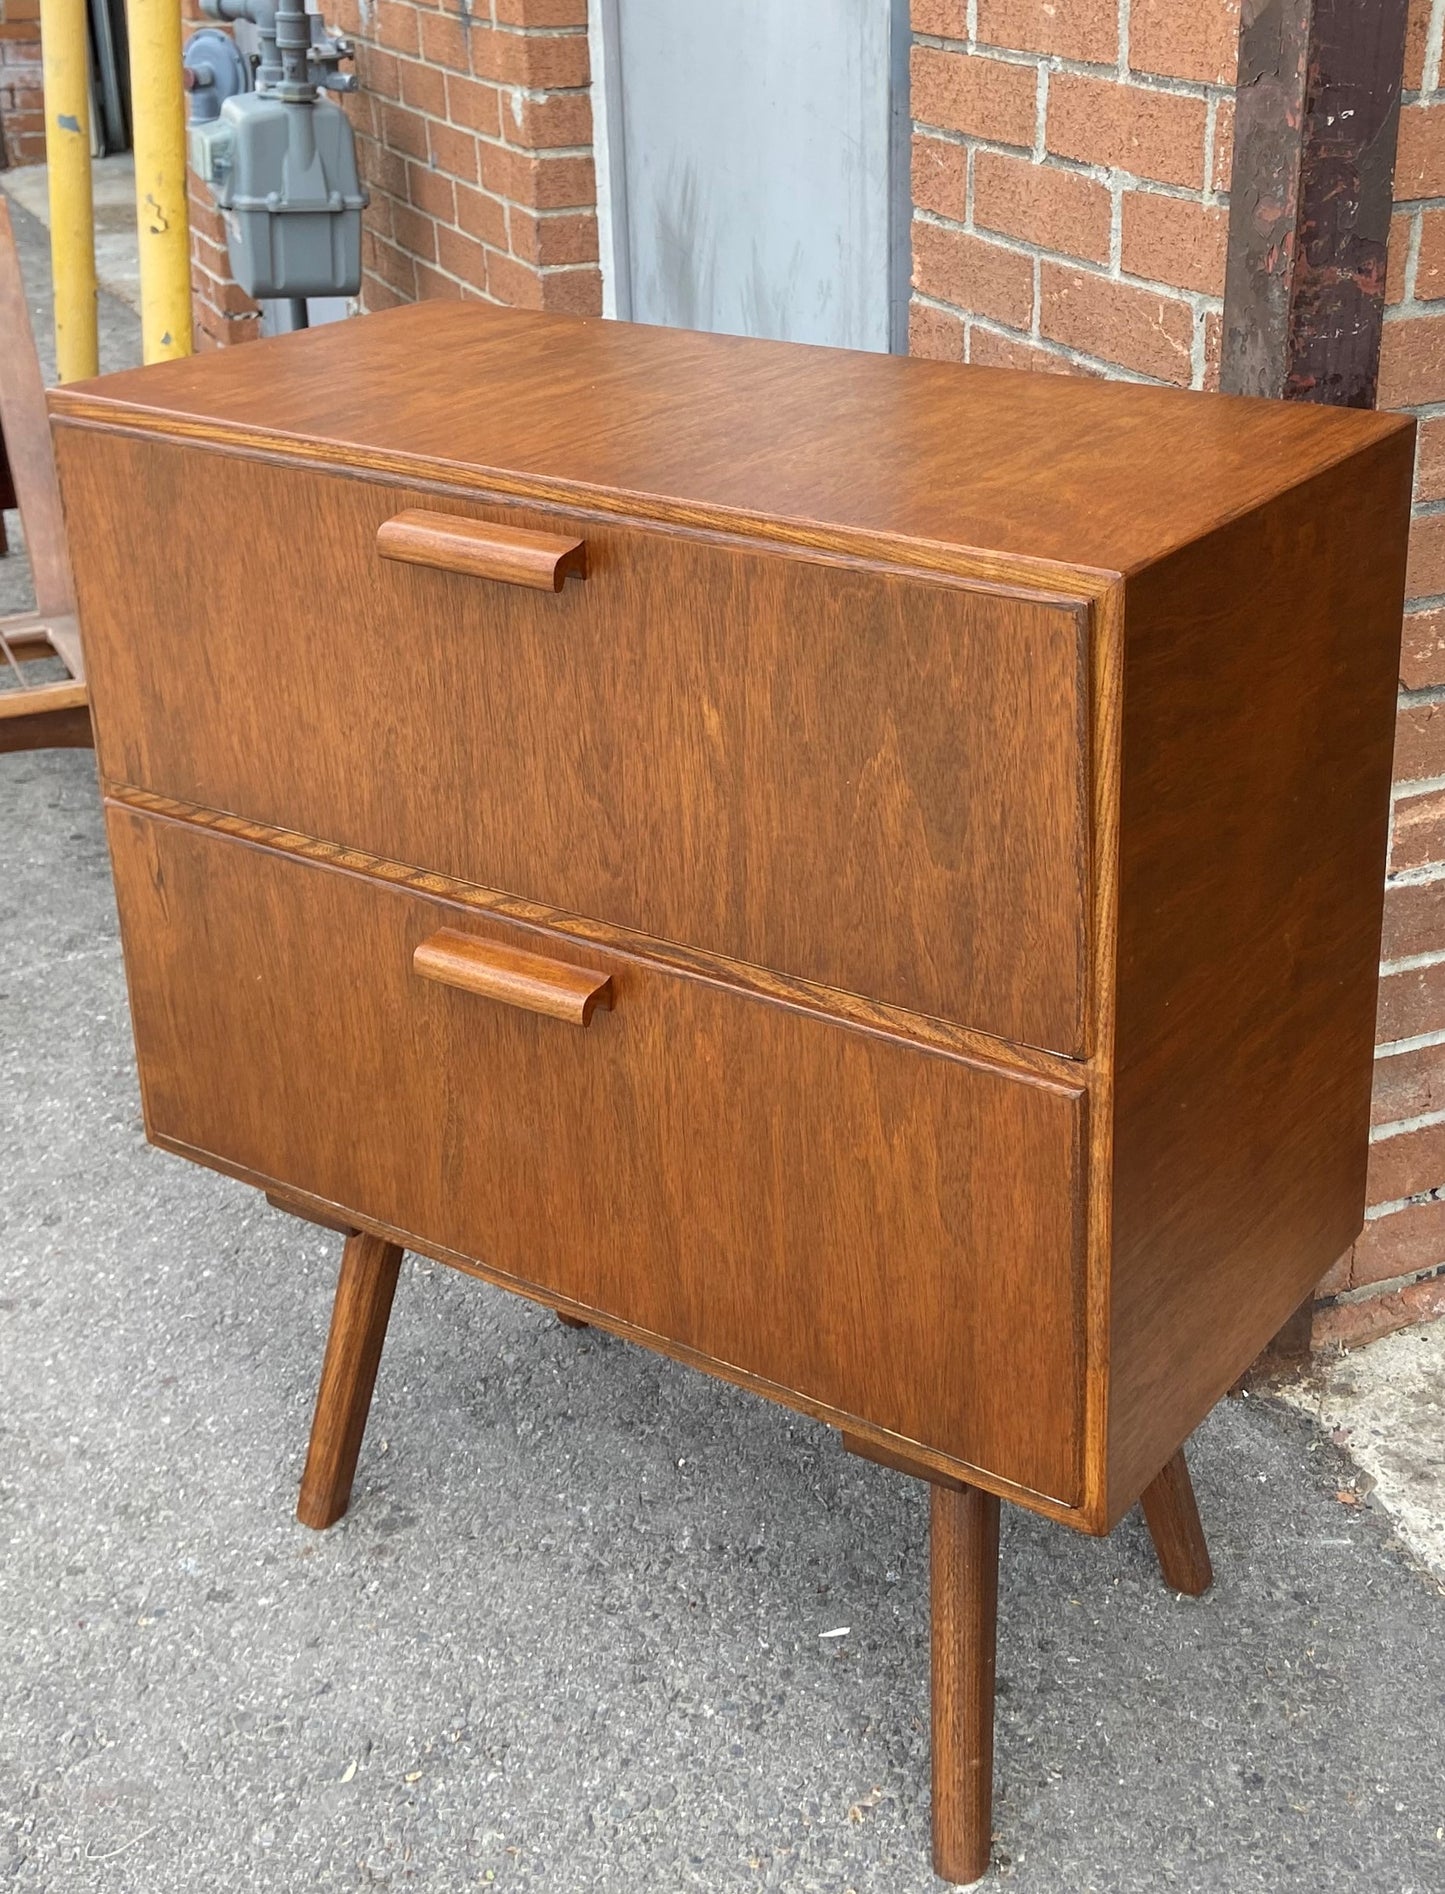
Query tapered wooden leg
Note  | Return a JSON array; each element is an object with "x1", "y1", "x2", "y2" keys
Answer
[
  {"x1": 931, "y1": 1481, "x2": 1001, "y2": 1886},
  {"x1": 1140, "y1": 1448, "x2": 1213, "y2": 1596},
  {"x1": 296, "y1": 1230, "x2": 404, "y2": 1530},
  {"x1": 556, "y1": 1311, "x2": 589, "y2": 1330}
]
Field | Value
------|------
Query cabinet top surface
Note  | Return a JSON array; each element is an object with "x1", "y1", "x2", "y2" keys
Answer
[{"x1": 50, "y1": 301, "x2": 1409, "y2": 578}]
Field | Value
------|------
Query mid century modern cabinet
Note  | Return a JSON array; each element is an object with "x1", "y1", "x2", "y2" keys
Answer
[{"x1": 51, "y1": 305, "x2": 1413, "y2": 1882}]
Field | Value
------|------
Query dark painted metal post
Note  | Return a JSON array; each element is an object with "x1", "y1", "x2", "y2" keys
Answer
[{"x1": 1222, "y1": 0, "x2": 1412, "y2": 407}]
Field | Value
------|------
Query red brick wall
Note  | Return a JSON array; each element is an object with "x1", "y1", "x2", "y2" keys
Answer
[
  {"x1": 0, "y1": 0, "x2": 44, "y2": 169},
  {"x1": 907, "y1": 0, "x2": 1238, "y2": 384},
  {"x1": 338, "y1": 0, "x2": 599, "y2": 313},
  {"x1": 1319, "y1": 0, "x2": 1445, "y2": 1347},
  {"x1": 188, "y1": 0, "x2": 600, "y2": 345},
  {"x1": 180, "y1": 0, "x2": 263, "y2": 348},
  {"x1": 189, "y1": 176, "x2": 267, "y2": 349}
]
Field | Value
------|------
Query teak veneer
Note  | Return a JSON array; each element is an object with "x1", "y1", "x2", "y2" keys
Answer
[{"x1": 50, "y1": 303, "x2": 1414, "y2": 1882}]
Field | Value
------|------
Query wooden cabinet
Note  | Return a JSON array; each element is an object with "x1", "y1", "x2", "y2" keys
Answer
[{"x1": 52, "y1": 303, "x2": 1415, "y2": 1883}]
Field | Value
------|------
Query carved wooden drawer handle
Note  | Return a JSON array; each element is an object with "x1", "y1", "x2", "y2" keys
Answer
[
  {"x1": 377, "y1": 510, "x2": 587, "y2": 592},
  {"x1": 413, "y1": 929, "x2": 612, "y2": 1026}
]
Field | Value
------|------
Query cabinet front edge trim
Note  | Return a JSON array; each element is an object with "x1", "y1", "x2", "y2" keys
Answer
[
  {"x1": 105, "y1": 785, "x2": 1094, "y2": 1092},
  {"x1": 51, "y1": 408, "x2": 1121, "y2": 605}
]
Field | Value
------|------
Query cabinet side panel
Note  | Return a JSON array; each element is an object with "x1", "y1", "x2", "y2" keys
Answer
[{"x1": 1107, "y1": 431, "x2": 1414, "y2": 1521}]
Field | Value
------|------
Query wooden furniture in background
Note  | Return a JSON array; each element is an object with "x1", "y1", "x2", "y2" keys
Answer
[
  {"x1": 1, "y1": 418, "x2": 15, "y2": 550},
  {"x1": 50, "y1": 303, "x2": 1414, "y2": 1883},
  {"x1": 0, "y1": 198, "x2": 90, "y2": 756}
]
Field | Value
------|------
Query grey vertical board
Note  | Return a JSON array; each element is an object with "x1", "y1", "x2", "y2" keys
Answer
[{"x1": 611, "y1": 0, "x2": 906, "y2": 352}]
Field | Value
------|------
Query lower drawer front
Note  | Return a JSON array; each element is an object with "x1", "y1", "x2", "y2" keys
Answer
[{"x1": 108, "y1": 805, "x2": 1086, "y2": 1505}]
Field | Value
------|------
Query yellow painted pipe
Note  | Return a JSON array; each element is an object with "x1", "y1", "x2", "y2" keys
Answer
[
  {"x1": 39, "y1": 0, "x2": 98, "y2": 382},
  {"x1": 129, "y1": 0, "x2": 193, "y2": 362}
]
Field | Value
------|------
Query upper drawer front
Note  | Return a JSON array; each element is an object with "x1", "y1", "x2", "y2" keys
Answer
[
  {"x1": 107, "y1": 805, "x2": 1086, "y2": 1505},
  {"x1": 64, "y1": 430, "x2": 1092, "y2": 1054}
]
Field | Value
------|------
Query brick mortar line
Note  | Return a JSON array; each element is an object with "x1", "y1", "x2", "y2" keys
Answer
[
  {"x1": 954, "y1": 302, "x2": 1217, "y2": 387},
  {"x1": 370, "y1": 38, "x2": 592, "y2": 98},
  {"x1": 913, "y1": 121, "x2": 1231, "y2": 207},
  {"x1": 910, "y1": 33, "x2": 1230, "y2": 103},
  {"x1": 1364, "y1": 1186, "x2": 1445, "y2": 1220},
  {"x1": 373, "y1": 174, "x2": 596, "y2": 216},
  {"x1": 442, "y1": 225, "x2": 594, "y2": 273},
  {"x1": 914, "y1": 118, "x2": 1029, "y2": 158},
  {"x1": 490, "y1": 23, "x2": 588, "y2": 39},
  {"x1": 1376, "y1": 1021, "x2": 1445, "y2": 1056},
  {"x1": 1382, "y1": 942, "x2": 1445, "y2": 974},
  {"x1": 1202, "y1": 94, "x2": 1222, "y2": 207},
  {"x1": 1398, "y1": 674, "x2": 1445, "y2": 705},
  {"x1": 1384, "y1": 299, "x2": 1445, "y2": 322},
  {"x1": 499, "y1": 80, "x2": 592, "y2": 102},
  {"x1": 964, "y1": 312, "x2": 1161, "y2": 384},
  {"x1": 374, "y1": 109, "x2": 596, "y2": 160},
  {"x1": 912, "y1": 204, "x2": 1220, "y2": 296},
  {"x1": 369, "y1": 218, "x2": 593, "y2": 275},
  {"x1": 1316, "y1": 1259, "x2": 1445, "y2": 1309},
  {"x1": 383, "y1": 176, "x2": 597, "y2": 221},
  {"x1": 475, "y1": 133, "x2": 594, "y2": 158},
  {"x1": 370, "y1": 148, "x2": 596, "y2": 203},
  {"x1": 1394, "y1": 770, "x2": 1445, "y2": 801},
  {"x1": 1387, "y1": 287, "x2": 1445, "y2": 321},
  {"x1": 365, "y1": 182, "x2": 595, "y2": 223},
  {"x1": 1370, "y1": 1104, "x2": 1445, "y2": 1140}
]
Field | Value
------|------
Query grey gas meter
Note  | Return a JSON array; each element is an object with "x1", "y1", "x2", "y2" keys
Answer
[
  {"x1": 188, "y1": 0, "x2": 367, "y2": 303},
  {"x1": 208, "y1": 92, "x2": 364, "y2": 301}
]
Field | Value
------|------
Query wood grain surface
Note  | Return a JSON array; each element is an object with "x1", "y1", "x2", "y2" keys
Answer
[
  {"x1": 413, "y1": 929, "x2": 613, "y2": 1026},
  {"x1": 49, "y1": 299, "x2": 1405, "y2": 578},
  {"x1": 0, "y1": 679, "x2": 91, "y2": 752},
  {"x1": 106, "y1": 801, "x2": 1089, "y2": 1506},
  {"x1": 64, "y1": 431, "x2": 1093, "y2": 1055},
  {"x1": 931, "y1": 1482, "x2": 1001, "y2": 1884},
  {"x1": 1138, "y1": 1448, "x2": 1213, "y2": 1597},
  {"x1": 376, "y1": 509, "x2": 587, "y2": 590},
  {"x1": 295, "y1": 1229, "x2": 404, "y2": 1531},
  {"x1": 1106, "y1": 430, "x2": 1414, "y2": 1520}
]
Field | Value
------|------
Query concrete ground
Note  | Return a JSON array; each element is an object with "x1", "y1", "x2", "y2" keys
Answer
[
  {"x1": 4, "y1": 194, "x2": 1445, "y2": 1892},
  {"x1": 0, "y1": 156, "x2": 142, "y2": 314},
  {"x1": 1281, "y1": 1325, "x2": 1445, "y2": 1585}
]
